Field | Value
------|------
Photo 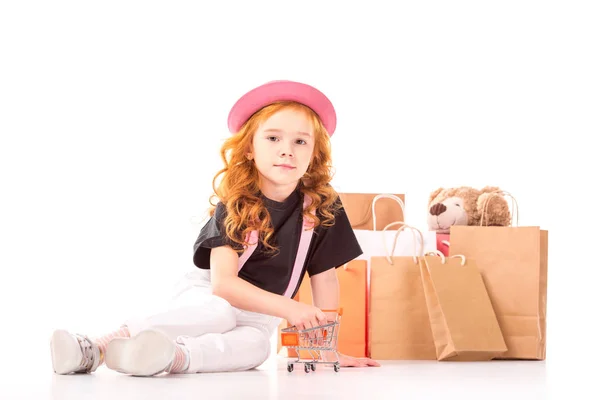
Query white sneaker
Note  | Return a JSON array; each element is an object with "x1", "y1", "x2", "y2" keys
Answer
[
  {"x1": 50, "y1": 329, "x2": 101, "y2": 374},
  {"x1": 105, "y1": 329, "x2": 176, "y2": 376}
]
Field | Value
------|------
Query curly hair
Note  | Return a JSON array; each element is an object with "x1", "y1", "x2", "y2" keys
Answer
[{"x1": 209, "y1": 101, "x2": 341, "y2": 254}]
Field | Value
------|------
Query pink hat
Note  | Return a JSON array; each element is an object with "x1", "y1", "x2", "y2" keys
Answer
[{"x1": 227, "y1": 80, "x2": 337, "y2": 136}]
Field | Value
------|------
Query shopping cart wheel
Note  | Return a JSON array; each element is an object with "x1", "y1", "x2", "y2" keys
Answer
[
  {"x1": 310, "y1": 363, "x2": 316, "y2": 371},
  {"x1": 334, "y1": 363, "x2": 340, "y2": 372},
  {"x1": 287, "y1": 364, "x2": 293, "y2": 372},
  {"x1": 304, "y1": 364, "x2": 310, "y2": 373}
]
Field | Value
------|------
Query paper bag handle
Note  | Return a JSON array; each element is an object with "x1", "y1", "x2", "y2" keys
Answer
[
  {"x1": 382, "y1": 222, "x2": 424, "y2": 265},
  {"x1": 352, "y1": 194, "x2": 406, "y2": 231},
  {"x1": 372, "y1": 194, "x2": 406, "y2": 231},
  {"x1": 425, "y1": 251, "x2": 466, "y2": 266},
  {"x1": 480, "y1": 190, "x2": 520, "y2": 227},
  {"x1": 382, "y1": 221, "x2": 414, "y2": 259}
]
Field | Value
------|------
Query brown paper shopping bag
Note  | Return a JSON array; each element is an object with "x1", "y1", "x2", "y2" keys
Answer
[
  {"x1": 339, "y1": 193, "x2": 406, "y2": 230},
  {"x1": 419, "y1": 251, "x2": 507, "y2": 361},
  {"x1": 449, "y1": 191, "x2": 548, "y2": 360},
  {"x1": 369, "y1": 224, "x2": 437, "y2": 360},
  {"x1": 277, "y1": 261, "x2": 368, "y2": 358}
]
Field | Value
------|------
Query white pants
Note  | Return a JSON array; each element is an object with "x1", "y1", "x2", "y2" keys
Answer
[{"x1": 124, "y1": 269, "x2": 282, "y2": 373}]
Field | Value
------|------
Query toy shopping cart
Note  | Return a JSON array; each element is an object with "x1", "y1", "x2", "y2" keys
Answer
[{"x1": 280, "y1": 308, "x2": 343, "y2": 373}]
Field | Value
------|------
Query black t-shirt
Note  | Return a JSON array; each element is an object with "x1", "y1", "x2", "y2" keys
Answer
[{"x1": 192, "y1": 189, "x2": 363, "y2": 298}]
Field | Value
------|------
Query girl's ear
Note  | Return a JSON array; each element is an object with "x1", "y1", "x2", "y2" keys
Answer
[{"x1": 245, "y1": 146, "x2": 254, "y2": 160}]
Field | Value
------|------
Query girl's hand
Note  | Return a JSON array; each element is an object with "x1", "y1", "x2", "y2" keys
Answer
[
  {"x1": 337, "y1": 353, "x2": 381, "y2": 367},
  {"x1": 322, "y1": 352, "x2": 381, "y2": 368},
  {"x1": 285, "y1": 301, "x2": 327, "y2": 333}
]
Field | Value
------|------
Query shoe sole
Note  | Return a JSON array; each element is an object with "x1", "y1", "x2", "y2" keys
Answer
[
  {"x1": 51, "y1": 329, "x2": 83, "y2": 375},
  {"x1": 105, "y1": 330, "x2": 175, "y2": 376}
]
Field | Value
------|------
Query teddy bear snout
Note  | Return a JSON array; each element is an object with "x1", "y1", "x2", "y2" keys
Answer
[{"x1": 430, "y1": 203, "x2": 447, "y2": 216}]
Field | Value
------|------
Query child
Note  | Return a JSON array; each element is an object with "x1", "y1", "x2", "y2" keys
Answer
[{"x1": 50, "y1": 80, "x2": 380, "y2": 376}]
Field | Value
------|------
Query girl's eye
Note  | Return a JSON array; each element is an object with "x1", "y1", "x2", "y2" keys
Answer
[
  {"x1": 267, "y1": 136, "x2": 279, "y2": 142},
  {"x1": 296, "y1": 139, "x2": 307, "y2": 145}
]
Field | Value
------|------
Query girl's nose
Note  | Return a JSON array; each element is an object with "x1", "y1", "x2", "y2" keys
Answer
[{"x1": 279, "y1": 143, "x2": 294, "y2": 157}]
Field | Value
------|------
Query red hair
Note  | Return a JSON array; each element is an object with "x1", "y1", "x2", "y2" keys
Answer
[{"x1": 209, "y1": 101, "x2": 341, "y2": 254}]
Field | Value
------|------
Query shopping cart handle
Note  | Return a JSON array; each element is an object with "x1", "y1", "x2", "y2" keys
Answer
[{"x1": 320, "y1": 308, "x2": 343, "y2": 316}]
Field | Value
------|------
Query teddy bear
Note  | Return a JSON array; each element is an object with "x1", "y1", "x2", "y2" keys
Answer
[{"x1": 427, "y1": 186, "x2": 511, "y2": 233}]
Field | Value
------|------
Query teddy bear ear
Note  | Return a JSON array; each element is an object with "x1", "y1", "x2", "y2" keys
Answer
[
  {"x1": 480, "y1": 186, "x2": 501, "y2": 194},
  {"x1": 429, "y1": 188, "x2": 444, "y2": 204},
  {"x1": 477, "y1": 192, "x2": 511, "y2": 226}
]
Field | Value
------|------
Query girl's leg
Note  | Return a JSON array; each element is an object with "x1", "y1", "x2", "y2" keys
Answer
[
  {"x1": 178, "y1": 325, "x2": 275, "y2": 373},
  {"x1": 176, "y1": 310, "x2": 281, "y2": 373},
  {"x1": 123, "y1": 295, "x2": 236, "y2": 340},
  {"x1": 102, "y1": 289, "x2": 238, "y2": 376},
  {"x1": 51, "y1": 284, "x2": 236, "y2": 375},
  {"x1": 103, "y1": 308, "x2": 281, "y2": 376}
]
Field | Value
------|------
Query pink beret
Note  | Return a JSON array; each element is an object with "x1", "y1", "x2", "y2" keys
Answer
[{"x1": 227, "y1": 80, "x2": 337, "y2": 136}]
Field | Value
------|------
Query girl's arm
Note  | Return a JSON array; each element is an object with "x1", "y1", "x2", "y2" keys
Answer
[
  {"x1": 310, "y1": 266, "x2": 381, "y2": 368},
  {"x1": 309, "y1": 267, "x2": 340, "y2": 317},
  {"x1": 209, "y1": 245, "x2": 327, "y2": 330},
  {"x1": 309, "y1": 268, "x2": 341, "y2": 357}
]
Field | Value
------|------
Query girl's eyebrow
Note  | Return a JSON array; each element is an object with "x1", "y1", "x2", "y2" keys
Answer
[{"x1": 263, "y1": 128, "x2": 312, "y2": 138}]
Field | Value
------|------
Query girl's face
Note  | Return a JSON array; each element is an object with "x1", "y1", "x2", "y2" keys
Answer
[{"x1": 250, "y1": 108, "x2": 315, "y2": 199}]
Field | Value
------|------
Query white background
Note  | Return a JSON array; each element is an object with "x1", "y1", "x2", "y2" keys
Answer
[{"x1": 1, "y1": 0, "x2": 598, "y2": 397}]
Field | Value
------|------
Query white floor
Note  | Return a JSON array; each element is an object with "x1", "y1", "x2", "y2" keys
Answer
[{"x1": 1, "y1": 352, "x2": 568, "y2": 400}]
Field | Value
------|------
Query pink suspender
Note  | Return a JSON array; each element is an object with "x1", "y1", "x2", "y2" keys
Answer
[
  {"x1": 237, "y1": 230, "x2": 258, "y2": 267},
  {"x1": 237, "y1": 194, "x2": 315, "y2": 298}
]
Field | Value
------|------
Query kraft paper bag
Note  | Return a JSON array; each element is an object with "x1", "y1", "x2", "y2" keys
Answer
[
  {"x1": 339, "y1": 193, "x2": 406, "y2": 230},
  {"x1": 449, "y1": 191, "x2": 548, "y2": 360},
  {"x1": 355, "y1": 217, "x2": 437, "y2": 305},
  {"x1": 419, "y1": 251, "x2": 507, "y2": 361},
  {"x1": 350, "y1": 195, "x2": 436, "y2": 270},
  {"x1": 277, "y1": 261, "x2": 368, "y2": 358},
  {"x1": 369, "y1": 224, "x2": 437, "y2": 360}
]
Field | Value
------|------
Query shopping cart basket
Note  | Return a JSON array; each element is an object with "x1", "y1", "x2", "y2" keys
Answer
[{"x1": 280, "y1": 308, "x2": 343, "y2": 373}]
